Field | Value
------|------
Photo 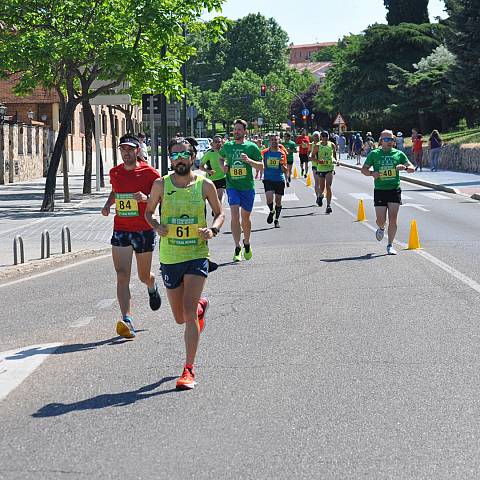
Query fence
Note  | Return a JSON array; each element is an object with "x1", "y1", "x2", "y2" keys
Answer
[{"x1": 0, "y1": 123, "x2": 53, "y2": 184}]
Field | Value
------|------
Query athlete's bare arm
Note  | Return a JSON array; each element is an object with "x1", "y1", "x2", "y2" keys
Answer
[
  {"x1": 102, "y1": 190, "x2": 115, "y2": 216},
  {"x1": 198, "y1": 179, "x2": 225, "y2": 240},
  {"x1": 144, "y1": 178, "x2": 168, "y2": 236}
]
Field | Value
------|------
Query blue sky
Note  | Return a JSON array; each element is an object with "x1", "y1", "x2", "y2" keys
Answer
[{"x1": 203, "y1": 0, "x2": 447, "y2": 44}]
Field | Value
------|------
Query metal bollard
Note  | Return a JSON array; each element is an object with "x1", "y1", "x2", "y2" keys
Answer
[
  {"x1": 61, "y1": 226, "x2": 72, "y2": 254},
  {"x1": 41, "y1": 230, "x2": 50, "y2": 259},
  {"x1": 13, "y1": 235, "x2": 24, "y2": 265}
]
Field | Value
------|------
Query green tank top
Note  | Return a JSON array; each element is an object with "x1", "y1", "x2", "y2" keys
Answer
[
  {"x1": 310, "y1": 142, "x2": 319, "y2": 168},
  {"x1": 316, "y1": 142, "x2": 335, "y2": 172},
  {"x1": 159, "y1": 174, "x2": 209, "y2": 264}
]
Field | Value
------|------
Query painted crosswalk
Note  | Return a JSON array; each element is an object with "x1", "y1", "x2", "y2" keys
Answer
[
  {"x1": 418, "y1": 192, "x2": 452, "y2": 200},
  {"x1": 0, "y1": 343, "x2": 62, "y2": 402}
]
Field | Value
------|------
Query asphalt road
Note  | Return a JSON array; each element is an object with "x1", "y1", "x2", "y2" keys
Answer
[{"x1": 1, "y1": 167, "x2": 480, "y2": 479}]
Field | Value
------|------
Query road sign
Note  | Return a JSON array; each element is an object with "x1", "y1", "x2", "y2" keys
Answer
[
  {"x1": 333, "y1": 112, "x2": 346, "y2": 125},
  {"x1": 89, "y1": 94, "x2": 131, "y2": 106},
  {"x1": 301, "y1": 108, "x2": 310, "y2": 116},
  {"x1": 257, "y1": 117, "x2": 263, "y2": 126}
]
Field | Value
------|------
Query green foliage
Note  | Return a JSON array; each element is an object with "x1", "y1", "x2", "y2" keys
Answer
[
  {"x1": 445, "y1": 0, "x2": 480, "y2": 123},
  {"x1": 311, "y1": 45, "x2": 339, "y2": 62},
  {"x1": 387, "y1": 45, "x2": 461, "y2": 131},
  {"x1": 317, "y1": 22, "x2": 445, "y2": 131},
  {"x1": 384, "y1": 0, "x2": 429, "y2": 25}
]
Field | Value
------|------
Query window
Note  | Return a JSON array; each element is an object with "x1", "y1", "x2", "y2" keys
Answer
[
  {"x1": 114, "y1": 116, "x2": 119, "y2": 136},
  {"x1": 18, "y1": 126, "x2": 24, "y2": 154},
  {"x1": 102, "y1": 112, "x2": 107, "y2": 135},
  {"x1": 27, "y1": 126, "x2": 32, "y2": 154}
]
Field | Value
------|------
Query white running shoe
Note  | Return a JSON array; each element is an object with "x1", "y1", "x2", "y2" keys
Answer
[
  {"x1": 386, "y1": 244, "x2": 397, "y2": 255},
  {"x1": 375, "y1": 228, "x2": 385, "y2": 241}
]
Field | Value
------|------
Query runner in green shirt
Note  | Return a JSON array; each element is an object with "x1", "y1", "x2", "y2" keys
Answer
[
  {"x1": 219, "y1": 119, "x2": 263, "y2": 262},
  {"x1": 145, "y1": 137, "x2": 225, "y2": 390},
  {"x1": 361, "y1": 129, "x2": 414, "y2": 255},
  {"x1": 313, "y1": 131, "x2": 337, "y2": 214},
  {"x1": 200, "y1": 135, "x2": 226, "y2": 205},
  {"x1": 282, "y1": 132, "x2": 297, "y2": 187}
]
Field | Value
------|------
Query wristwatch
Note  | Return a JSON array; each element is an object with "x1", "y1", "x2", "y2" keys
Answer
[{"x1": 210, "y1": 227, "x2": 219, "y2": 237}]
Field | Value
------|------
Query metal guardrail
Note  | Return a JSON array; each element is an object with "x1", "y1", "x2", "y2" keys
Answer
[
  {"x1": 41, "y1": 230, "x2": 50, "y2": 259},
  {"x1": 13, "y1": 235, "x2": 24, "y2": 265},
  {"x1": 61, "y1": 226, "x2": 72, "y2": 254}
]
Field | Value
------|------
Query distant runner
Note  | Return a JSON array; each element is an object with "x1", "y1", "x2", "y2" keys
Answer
[
  {"x1": 296, "y1": 128, "x2": 310, "y2": 178},
  {"x1": 361, "y1": 129, "x2": 414, "y2": 255},
  {"x1": 200, "y1": 135, "x2": 226, "y2": 206},
  {"x1": 282, "y1": 132, "x2": 297, "y2": 187},
  {"x1": 219, "y1": 119, "x2": 263, "y2": 262},
  {"x1": 315, "y1": 131, "x2": 337, "y2": 214},
  {"x1": 262, "y1": 133, "x2": 288, "y2": 228}
]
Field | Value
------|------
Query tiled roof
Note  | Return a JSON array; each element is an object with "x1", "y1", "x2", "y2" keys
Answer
[{"x1": 288, "y1": 42, "x2": 338, "y2": 50}]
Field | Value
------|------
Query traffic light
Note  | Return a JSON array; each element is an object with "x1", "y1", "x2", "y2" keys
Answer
[
  {"x1": 291, "y1": 114, "x2": 296, "y2": 125},
  {"x1": 260, "y1": 84, "x2": 266, "y2": 97},
  {"x1": 302, "y1": 115, "x2": 307, "y2": 122}
]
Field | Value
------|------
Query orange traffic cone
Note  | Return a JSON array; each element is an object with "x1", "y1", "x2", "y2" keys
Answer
[
  {"x1": 306, "y1": 173, "x2": 312, "y2": 187},
  {"x1": 356, "y1": 199, "x2": 366, "y2": 222},
  {"x1": 407, "y1": 219, "x2": 421, "y2": 249},
  {"x1": 293, "y1": 166, "x2": 299, "y2": 179}
]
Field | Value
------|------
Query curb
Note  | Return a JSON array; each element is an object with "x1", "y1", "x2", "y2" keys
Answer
[
  {"x1": 338, "y1": 162, "x2": 477, "y2": 199},
  {"x1": 0, "y1": 247, "x2": 110, "y2": 281}
]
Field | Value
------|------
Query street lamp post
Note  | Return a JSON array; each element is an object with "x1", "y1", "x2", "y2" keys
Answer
[{"x1": 0, "y1": 104, "x2": 7, "y2": 125}]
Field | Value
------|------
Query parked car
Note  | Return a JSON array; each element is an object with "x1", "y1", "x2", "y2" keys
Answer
[{"x1": 194, "y1": 138, "x2": 212, "y2": 168}]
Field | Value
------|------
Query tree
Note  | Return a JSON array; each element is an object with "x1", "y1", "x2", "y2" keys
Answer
[
  {"x1": 445, "y1": 0, "x2": 480, "y2": 126},
  {"x1": 0, "y1": 0, "x2": 224, "y2": 211},
  {"x1": 317, "y1": 23, "x2": 445, "y2": 132},
  {"x1": 387, "y1": 45, "x2": 461, "y2": 131},
  {"x1": 216, "y1": 69, "x2": 264, "y2": 127},
  {"x1": 311, "y1": 45, "x2": 340, "y2": 62},
  {"x1": 384, "y1": 0, "x2": 429, "y2": 25}
]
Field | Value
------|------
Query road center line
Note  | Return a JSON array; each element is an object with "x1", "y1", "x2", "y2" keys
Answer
[{"x1": 332, "y1": 199, "x2": 480, "y2": 295}]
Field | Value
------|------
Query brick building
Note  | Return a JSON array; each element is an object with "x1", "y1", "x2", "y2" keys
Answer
[
  {"x1": 0, "y1": 74, "x2": 142, "y2": 176},
  {"x1": 288, "y1": 42, "x2": 337, "y2": 64}
]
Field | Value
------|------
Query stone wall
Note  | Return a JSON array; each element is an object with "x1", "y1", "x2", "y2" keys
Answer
[
  {"x1": 405, "y1": 144, "x2": 480, "y2": 173},
  {"x1": 0, "y1": 124, "x2": 50, "y2": 184}
]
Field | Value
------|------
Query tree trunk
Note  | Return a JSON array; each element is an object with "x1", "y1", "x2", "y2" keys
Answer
[
  {"x1": 108, "y1": 106, "x2": 118, "y2": 167},
  {"x1": 82, "y1": 100, "x2": 94, "y2": 194},
  {"x1": 41, "y1": 99, "x2": 77, "y2": 211},
  {"x1": 62, "y1": 144, "x2": 70, "y2": 203}
]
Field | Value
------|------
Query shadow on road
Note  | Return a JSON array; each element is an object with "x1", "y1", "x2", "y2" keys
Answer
[
  {"x1": 31, "y1": 376, "x2": 178, "y2": 417},
  {"x1": 321, "y1": 253, "x2": 386, "y2": 262},
  {"x1": 5, "y1": 336, "x2": 143, "y2": 360}
]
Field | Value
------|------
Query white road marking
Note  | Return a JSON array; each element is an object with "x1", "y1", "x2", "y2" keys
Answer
[
  {"x1": 70, "y1": 316, "x2": 95, "y2": 328},
  {"x1": 282, "y1": 193, "x2": 300, "y2": 202},
  {"x1": 350, "y1": 193, "x2": 373, "y2": 200},
  {"x1": 0, "y1": 343, "x2": 62, "y2": 402},
  {"x1": 0, "y1": 217, "x2": 48, "y2": 237},
  {"x1": 96, "y1": 298, "x2": 116, "y2": 309},
  {"x1": 0, "y1": 253, "x2": 111, "y2": 289},
  {"x1": 402, "y1": 203, "x2": 430, "y2": 212},
  {"x1": 253, "y1": 206, "x2": 272, "y2": 215},
  {"x1": 401, "y1": 194, "x2": 413, "y2": 200},
  {"x1": 418, "y1": 192, "x2": 452, "y2": 200},
  {"x1": 332, "y1": 199, "x2": 480, "y2": 295},
  {"x1": 254, "y1": 194, "x2": 262, "y2": 203}
]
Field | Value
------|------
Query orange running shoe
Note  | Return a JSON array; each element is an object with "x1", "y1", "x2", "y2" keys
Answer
[
  {"x1": 176, "y1": 367, "x2": 196, "y2": 390},
  {"x1": 197, "y1": 297, "x2": 209, "y2": 333}
]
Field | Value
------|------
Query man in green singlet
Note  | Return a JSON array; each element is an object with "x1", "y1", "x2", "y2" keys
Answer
[
  {"x1": 282, "y1": 132, "x2": 297, "y2": 187},
  {"x1": 312, "y1": 131, "x2": 337, "y2": 214},
  {"x1": 361, "y1": 129, "x2": 414, "y2": 255},
  {"x1": 145, "y1": 137, "x2": 225, "y2": 390}
]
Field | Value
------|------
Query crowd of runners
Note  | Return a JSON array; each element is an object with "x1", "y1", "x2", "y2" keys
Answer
[{"x1": 102, "y1": 120, "x2": 413, "y2": 390}]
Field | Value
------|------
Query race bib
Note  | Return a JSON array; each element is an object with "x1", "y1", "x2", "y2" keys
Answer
[
  {"x1": 115, "y1": 193, "x2": 139, "y2": 217},
  {"x1": 231, "y1": 166, "x2": 247, "y2": 178},
  {"x1": 267, "y1": 157, "x2": 279, "y2": 168},
  {"x1": 166, "y1": 216, "x2": 199, "y2": 246},
  {"x1": 379, "y1": 166, "x2": 396, "y2": 178}
]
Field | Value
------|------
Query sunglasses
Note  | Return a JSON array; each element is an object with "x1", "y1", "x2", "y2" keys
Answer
[
  {"x1": 170, "y1": 151, "x2": 191, "y2": 160},
  {"x1": 382, "y1": 137, "x2": 395, "y2": 142}
]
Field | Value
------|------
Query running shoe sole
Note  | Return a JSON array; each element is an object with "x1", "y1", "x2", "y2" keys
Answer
[
  {"x1": 267, "y1": 211, "x2": 275, "y2": 224},
  {"x1": 176, "y1": 380, "x2": 197, "y2": 390},
  {"x1": 198, "y1": 298, "x2": 209, "y2": 333},
  {"x1": 148, "y1": 287, "x2": 161, "y2": 311},
  {"x1": 116, "y1": 320, "x2": 136, "y2": 339},
  {"x1": 376, "y1": 228, "x2": 385, "y2": 242},
  {"x1": 243, "y1": 248, "x2": 252, "y2": 260}
]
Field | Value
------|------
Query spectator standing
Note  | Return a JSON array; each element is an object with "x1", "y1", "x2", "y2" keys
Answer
[
  {"x1": 429, "y1": 130, "x2": 443, "y2": 172},
  {"x1": 395, "y1": 132, "x2": 404, "y2": 151},
  {"x1": 412, "y1": 133, "x2": 424, "y2": 171},
  {"x1": 353, "y1": 133, "x2": 364, "y2": 165}
]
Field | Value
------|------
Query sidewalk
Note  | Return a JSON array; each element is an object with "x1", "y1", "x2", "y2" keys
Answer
[
  {"x1": 0, "y1": 174, "x2": 111, "y2": 275},
  {"x1": 339, "y1": 154, "x2": 480, "y2": 200}
]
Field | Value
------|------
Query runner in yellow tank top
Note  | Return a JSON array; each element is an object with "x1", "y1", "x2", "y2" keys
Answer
[
  {"x1": 314, "y1": 131, "x2": 337, "y2": 214},
  {"x1": 145, "y1": 137, "x2": 225, "y2": 390}
]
